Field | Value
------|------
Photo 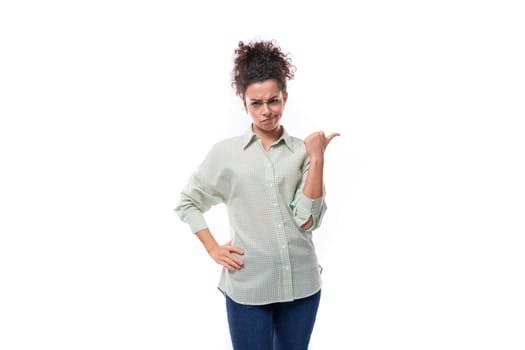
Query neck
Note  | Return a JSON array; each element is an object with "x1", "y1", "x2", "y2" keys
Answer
[
  {"x1": 252, "y1": 124, "x2": 282, "y2": 142},
  {"x1": 252, "y1": 124, "x2": 282, "y2": 151}
]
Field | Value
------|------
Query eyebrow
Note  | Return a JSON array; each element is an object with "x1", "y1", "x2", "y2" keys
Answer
[{"x1": 248, "y1": 96, "x2": 280, "y2": 101}]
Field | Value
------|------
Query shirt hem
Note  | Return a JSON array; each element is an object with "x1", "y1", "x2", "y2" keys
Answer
[{"x1": 217, "y1": 285, "x2": 322, "y2": 306}]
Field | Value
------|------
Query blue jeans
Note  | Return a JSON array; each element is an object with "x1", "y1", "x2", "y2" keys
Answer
[{"x1": 225, "y1": 290, "x2": 321, "y2": 350}]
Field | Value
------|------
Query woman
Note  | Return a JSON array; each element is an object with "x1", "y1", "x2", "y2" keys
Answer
[{"x1": 175, "y1": 40, "x2": 339, "y2": 350}]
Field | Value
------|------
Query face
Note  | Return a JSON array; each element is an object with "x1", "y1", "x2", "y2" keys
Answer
[{"x1": 244, "y1": 79, "x2": 288, "y2": 134}]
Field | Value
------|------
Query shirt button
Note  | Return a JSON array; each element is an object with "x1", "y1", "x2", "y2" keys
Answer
[
  {"x1": 268, "y1": 183, "x2": 273, "y2": 187},
  {"x1": 273, "y1": 203, "x2": 278, "y2": 208}
]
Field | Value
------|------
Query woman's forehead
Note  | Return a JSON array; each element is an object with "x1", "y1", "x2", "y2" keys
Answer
[{"x1": 245, "y1": 80, "x2": 282, "y2": 99}]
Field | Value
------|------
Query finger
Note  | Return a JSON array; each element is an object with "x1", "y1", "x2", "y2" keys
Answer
[
  {"x1": 224, "y1": 261, "x2": 235, "y2": 272},
  {"x1": 228, "y1": 254, "x2": 244, "y2": 267},
  {"x1": 223, "y1": 257, "x2": 242, "y2": 270},
  {"x1": 326, "y1": 132, "x2": 341, "y2": 144},
  {"x1": 229, "y1": 246, "x2": 245, "y2": 255},
  {"x1": 306, "y1": 131, "x2": 323, "y2": 140},
  {"x1": 228, "y1": 254, "x2": 244, "y2": 268}
]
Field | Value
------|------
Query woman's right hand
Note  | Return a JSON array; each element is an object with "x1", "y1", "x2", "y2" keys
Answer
[{"x1": 209, "y1": 241, "x2": 244, "y2": 272}]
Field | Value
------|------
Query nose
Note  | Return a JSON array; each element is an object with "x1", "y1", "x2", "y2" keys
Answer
[{"x1": 261, "y1": 102, "x2": 271, "y2": 117}]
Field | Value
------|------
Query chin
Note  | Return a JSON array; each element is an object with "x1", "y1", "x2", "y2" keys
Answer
[
  {"x1": 261, "y1": 120, "x2": 280, "y2": 128},
  {"x1": 262, "y1": 124, "x2": 279, "y2": 132}
]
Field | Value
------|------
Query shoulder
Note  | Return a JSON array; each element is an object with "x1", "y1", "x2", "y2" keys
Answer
[
  {"x1": 287, "y1": 134, "x2": 307, "y2": 155},
  {"x1": 204, "y1": 134, "x2": 244, "y2": 159},
  {"x1": 212, "y1": 134, "x2": 244, "y2": 150},
  {"x1": 281, "y1": 126, "x2": 306, "y2": 153},
  {"x1": 289, "y1": 134, "x2": 305, "y2": 145}
]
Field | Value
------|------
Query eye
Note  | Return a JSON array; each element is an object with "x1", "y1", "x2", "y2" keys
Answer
[
  {"x1": 251, "y1": 101, "x2": 261, "y2": 107},
  {"x1": 269, "y1": 99, "x2": 279, "y2": 104}
]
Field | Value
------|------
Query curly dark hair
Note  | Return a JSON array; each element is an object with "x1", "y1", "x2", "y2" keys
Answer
[{"x1": 231, "y1": 40, "x2": 296, "y2": 99}]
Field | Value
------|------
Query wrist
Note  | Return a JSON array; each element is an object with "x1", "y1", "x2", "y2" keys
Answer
[
  {"x1": 308, "y1": 154, "x2": 325, "y2": 165},
  {"x1": 195, "y1": 229, "x2": 219, "y2": 254}
]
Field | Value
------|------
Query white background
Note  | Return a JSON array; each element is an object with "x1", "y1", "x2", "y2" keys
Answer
[{"x1": 1, "y1": 1, "x2": 524, "y2": 349}]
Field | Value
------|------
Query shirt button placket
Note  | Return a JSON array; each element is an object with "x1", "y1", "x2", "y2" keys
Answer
[{"x1": 265, "y1": 154, "x2": 293, "y2": 300}]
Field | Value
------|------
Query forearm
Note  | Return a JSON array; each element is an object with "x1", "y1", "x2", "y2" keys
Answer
[
  {"x1": 300, "y1": 156, "x2": 325, "y2": 230},
  {"x1": 302, "y1": 156, "x2": 324, "y2": 199},
  {"x1": 298, "y1": 130, "x2": 338, "y2": 231},
  {"x1": 195, "y1": 228, "x2": 219, "y2": 253},
  {"x1": 195, "y1": 228, "x2": 245, "y2": 271}
]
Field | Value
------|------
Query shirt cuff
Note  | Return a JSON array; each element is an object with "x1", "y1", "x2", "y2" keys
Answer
[
  {"x1": 300, "y1": 195, "x2": 324, "y2": 215},
  {"x1": 182, "y1": 210, "x2": 209, "y2": 234},
  {"x1": 295, "y1": 194, "x2": 325, "y2": 226}
]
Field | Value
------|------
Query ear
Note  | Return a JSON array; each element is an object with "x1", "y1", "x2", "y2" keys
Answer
[{"x1": 283, "y1": 91, "x2": 288, "y2": 104}]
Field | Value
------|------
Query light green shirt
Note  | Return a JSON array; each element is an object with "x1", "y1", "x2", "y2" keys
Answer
[{"x1": 175, "y1": 126, "x2": 327, "y2": 305}]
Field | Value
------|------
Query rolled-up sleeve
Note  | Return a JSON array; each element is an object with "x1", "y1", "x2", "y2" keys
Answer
[
  {"x1": 290, "y1": 192, "x2": 326, "y2": 231},
  {"x1": 289, "y1": 158, "x2": 327, "y2": 232},
  {"x1": 174, "y1": 145, "x2": 227, "y2": 234}
]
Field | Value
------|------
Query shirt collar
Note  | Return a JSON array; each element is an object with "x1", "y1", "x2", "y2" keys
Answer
[{"x1": 242, "y1": 125, "x2": 294, "y2": 152}]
